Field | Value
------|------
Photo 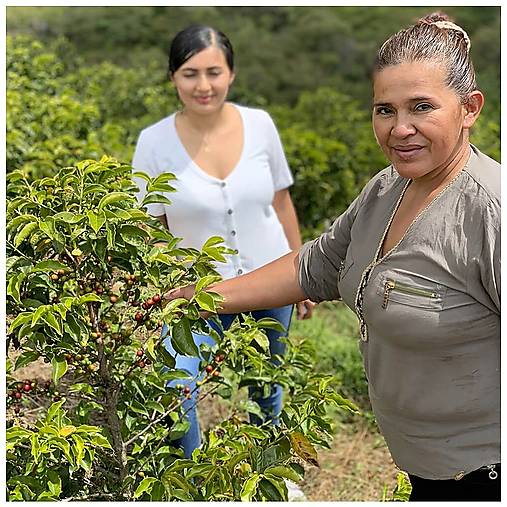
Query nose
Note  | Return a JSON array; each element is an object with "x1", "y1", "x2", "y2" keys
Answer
[
  {"x1": 391, "y1": 114, "x2": 416, "y2": 138},
  {"x1": 196, "y1": 73, "x2": 211, "y2": 92}
]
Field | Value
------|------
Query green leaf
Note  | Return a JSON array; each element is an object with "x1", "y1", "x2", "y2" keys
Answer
[
  {"x1": 43, "y1": 312, "x2": 62, "y2": 334},
  {"x1": 120, "y1": 225, "x2": 149, "y2": 246},
  {"x1": 90, "y1": 433, "x2": 112, "y2": 449},
  {"x1": 30, "y1": 433, "x2": 41, "y2": 463},
  {"x1": 9, "y1": 312, "x2": 32, "y2": 333},
  {"x1": 129, "y1": 400, "x2": 149, "y2": 416},
  {"x1": 31, "y1": 260, "x2": 68, "y2": 272},
  {"x1": 82, "y1": 183, "x2": 107, "y2": 195},
  {"x1": 31, "y1": 304, "x2": 49, "y2": 326},
  {"x1": 259, "y1": 476, "x2": 285, "y2": 501},
  {"x1": 194, "y1": 292, "x2": 217, "y2": 313},
  {"x1": 53, "y1": 212, "x2": 84, "y2": 224},
  {"x1": 39, "y1": 219, "x2": 56, "y2": 240},
  {"x1": 264, "y1": 465, "x2": 302, "y2": 483},
  {"x1": 14, "y1": 350, "x2": 40, "y2": 370},
  {"x1": 69, "y1": 383, "x2": 94, "y2": 395},
  {"x1": 77, "y1": 293, "x2": 103, "y2": 304},
  {"x1": 141, "y1": 194, "x2": 172, "y2": 206},
  {"x1": 7, "y1": 272, "x2": 26, "y2": 303},
  {"x1": 87, "y1": 210, "x2": 106, "y2": 234},
  {"x1": 171, "y1": 318, "x2": 198, "y2": 356},
  {"x1": 134, "y1": 477, "x2": 158, "y2": 499},
  {"x1": 240, "y1": 472, "x2": 260, "y2": 501},
  {"x1": 256, "y1": 317, "x2": 286, "y2": 333},
  {"x1": 14, "y1": 221, "x2": 38, "y2": 246},
  {"x1": 146, "y1": 401, "x2": 165, "y2": 414},
  {"x1": 252, "y1": 331, "x2": 270, "y2": 352},
  {"x1": 51, "y1": 357, "x2": 68, "y2": 385},
  {"x1": 202, "y1": 236, "x2": 225, "y2": 249},
  {"x1": 98, "y1": 192, "x2": 135, "y2": 211},
  {"x1": 195, "y1": 275, "x2": 222, "y2": 294},
  {"x1": 46, "y1": 399, "x2": 66, "y2": 422},
  {"x1": 131, "y1": 171, "x2": 151, "y2": 182},
  {"x1": 7, "y1": 213, "x2": 38, "y2": 231},
  {"x1": 46, "y1": 470, "x2": 62, "y2": 498},
  {"x1": 241, "y1": 426, "x2": 269, "y2": 439},
  {"x1": 71, "y1": 434, "x2": 85, "y2": 466}
]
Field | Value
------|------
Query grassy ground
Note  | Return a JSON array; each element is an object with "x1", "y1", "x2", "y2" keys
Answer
[{"x1": 287, "y1": 301, "x2": 401, "y2": 501}]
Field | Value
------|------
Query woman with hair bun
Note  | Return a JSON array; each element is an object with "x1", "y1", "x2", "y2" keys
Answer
[
  {"x1": 165, "y1": 13, "x2": 500, "y2": 501},
  {"x1": 132, "y1": 25, "x2": 314, "y2": 497}
]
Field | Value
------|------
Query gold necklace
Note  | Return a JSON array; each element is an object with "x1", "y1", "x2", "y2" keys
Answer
[{"x1": 178, "y1": 110, "x2": 216, "y2": 153}]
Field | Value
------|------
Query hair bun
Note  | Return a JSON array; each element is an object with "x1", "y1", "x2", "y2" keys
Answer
[
  {"x1": 418, "y1": 11, "x2": 471, "y2": 52},
  {"x1": 418, "y1": 11, "x2": 451, "y2": 25}
]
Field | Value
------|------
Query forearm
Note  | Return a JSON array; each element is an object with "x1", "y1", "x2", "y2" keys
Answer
[{"x1": 211, "y1": 250, "x2": 307, "y2": 313}]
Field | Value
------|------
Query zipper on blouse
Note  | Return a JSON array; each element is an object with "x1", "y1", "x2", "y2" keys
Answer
[
  {"x1": 382, "y1": 279, "x2": 438, "y2": 309},
  {"x1": 338, "y1": 260, "x2": 345, "y2": 280}
]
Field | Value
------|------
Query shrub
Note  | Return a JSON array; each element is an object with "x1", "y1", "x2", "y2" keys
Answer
[{"x1": 6, "y1": 157, "x2": 358, "y2": 501}]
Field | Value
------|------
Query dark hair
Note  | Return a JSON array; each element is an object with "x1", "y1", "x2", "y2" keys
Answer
[
  {"x1": 168, "y1": 24, "x2": 234, "y2": 76},
  {"x1": 374, "y1": 12, "x2": 476, "y2": 103}
]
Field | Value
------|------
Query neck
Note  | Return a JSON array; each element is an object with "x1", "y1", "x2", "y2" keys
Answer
[
  {"x1": 412, "y1": 141, "x2": 471, "y2": 194},
  {"x1": 179, "y1": 103, "x2": 229, "y2": 134}
]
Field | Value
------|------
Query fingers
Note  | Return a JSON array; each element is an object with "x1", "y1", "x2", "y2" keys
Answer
[
  {"x1": 301, "y1": 300, "x2": 316, "y2": 320},
  {"x1": 164, "y1": 285, "x2": 194, "y2": 301}
]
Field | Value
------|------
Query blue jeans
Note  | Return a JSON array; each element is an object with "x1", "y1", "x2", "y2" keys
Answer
[{"x1": 162, "y1": 305, "x2": 294, "y2": 458}]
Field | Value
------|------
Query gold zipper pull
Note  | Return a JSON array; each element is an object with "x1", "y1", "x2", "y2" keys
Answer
[{"x1": 382, "y1": 280, "x2": 395, "y2": 309}]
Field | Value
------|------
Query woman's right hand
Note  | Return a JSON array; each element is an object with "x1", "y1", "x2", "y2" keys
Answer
[{"x1": 164, "y1": 284, "x2": 196, "y2": 302}]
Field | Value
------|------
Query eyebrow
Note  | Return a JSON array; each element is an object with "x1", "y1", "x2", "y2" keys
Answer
[
  {"x1": 373, "y1": 96, "x2": 433, "y2": 107},
  {"x1": 181, "y1": 66, "x2": 222, "y2": 72}
]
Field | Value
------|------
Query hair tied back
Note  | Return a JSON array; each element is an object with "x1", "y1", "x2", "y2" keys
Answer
[{"x1": 432, "y1": 20, "x2": 471, "y2": 52}]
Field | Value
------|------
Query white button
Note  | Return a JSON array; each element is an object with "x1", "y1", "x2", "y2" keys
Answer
[
  {"x1": 237, "y1": 269, "x2": 243, "y2": 275},
  {"x1": 220, "y1": 182, "x2": 226, "y2": 187},
  {"x1": 227, "y1": 209, "x2": 233, "y2": 214},
  {"x1": 231, "y1": 230, "x2": 236, "y2": 236}
]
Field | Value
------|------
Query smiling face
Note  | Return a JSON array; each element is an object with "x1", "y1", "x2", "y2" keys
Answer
[
  {"x1": 372, "y1": 60, "x2": 480, "y2": 181},
  {"x1": 171, "y1": 45, "x2": 235, "y2": 115}
]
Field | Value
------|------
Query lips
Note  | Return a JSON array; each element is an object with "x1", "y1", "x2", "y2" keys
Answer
[
  {"x1": 391, "y1": 145, "x2": 425, "y2": 160},
  {"x1": 195, "y1": 95, "x2": 213, "y2": 104}
]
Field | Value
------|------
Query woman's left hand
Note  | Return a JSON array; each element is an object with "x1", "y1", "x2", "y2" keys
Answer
[{"x1": 296, "y1": 299, "x2": 316, "y2": 320}]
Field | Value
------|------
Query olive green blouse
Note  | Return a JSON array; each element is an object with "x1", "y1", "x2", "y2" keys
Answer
[{"x1": 298, "y1": 145, "x2": 500, "y2": 479}]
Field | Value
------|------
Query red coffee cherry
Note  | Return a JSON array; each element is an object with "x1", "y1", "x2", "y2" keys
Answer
[
  {"x1": 110, "y1": 295, "x2": 118, "y2": 304},
  {"x1": 134, "y1": 312, "x2": 144, "y2": 322},
  {"x1": 205, "y1": 365, "x2": 213, "y2": 374},
  {"x1": 153, "y1": 294, "x2": 161, "y2": 304},
  {"x1": 183, "y1": 386, "x2": 191, "y2": 394},
  {"x1": 136, "y1": 349, "x2": 144, "y2": 357}
]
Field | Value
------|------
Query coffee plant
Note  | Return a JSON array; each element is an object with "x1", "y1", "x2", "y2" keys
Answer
[{"x1": 6, "y1": 156, "x2": 358, "y2": 501}]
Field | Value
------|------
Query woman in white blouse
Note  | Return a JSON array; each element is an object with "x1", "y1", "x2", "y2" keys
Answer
[{"x1": 133, "y1": 24, "x2": 314, "y2": 458}]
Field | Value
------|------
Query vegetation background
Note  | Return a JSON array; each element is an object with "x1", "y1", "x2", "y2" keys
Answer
[{"x1": 6, "y1": 5, "x2": 500, "y2": 501}]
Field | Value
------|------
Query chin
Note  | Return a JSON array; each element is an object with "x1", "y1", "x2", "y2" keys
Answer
[{"x1": 391, "y1": 161, "x2": 429, "y2": 180}]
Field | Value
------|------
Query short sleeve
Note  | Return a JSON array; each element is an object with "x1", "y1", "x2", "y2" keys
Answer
[
  {"x1": 298, "y1": 191, "x2": 364, "y2": 303},
  {"x1": 265, "y1": 113, "x2": 294, "y2": 191},
  {"x1": 131, "y1": 130, "x2": 165, "y2": 217}
]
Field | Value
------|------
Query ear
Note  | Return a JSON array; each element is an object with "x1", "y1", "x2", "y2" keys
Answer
[
  {"x1": 229, "y1": 72, "x2": 236, "y2": 86},
  {"x1": 463, "y1": 90, "x2": 484, "y2": 129}
]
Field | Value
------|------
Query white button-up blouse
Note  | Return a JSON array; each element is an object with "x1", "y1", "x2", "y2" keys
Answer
[{"x1": 132, "y1": 104, "x2": 293, "y2": 279}]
